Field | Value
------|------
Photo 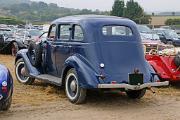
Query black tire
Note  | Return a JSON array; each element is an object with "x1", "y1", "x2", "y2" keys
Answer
[
  {"x1": 28, "y1": 42, "x2": 42, "y2": 67},
  {"x1": 174, "y1": 53, "x2": 180, "y2": 67},
  {"x1": 65, "y1": 68, "x2": 87, "y2": 104},
  {"x1": 15, "y1": 59, "x2": 35, "y2": 85},
  {"x1": 126, "y1": 89, "x2": 146, "y2": 99},
  {"x1": 0, "y1": 96, "x2": 12, "y2": 111},
  {"x1": 11, "y1": 42, "x2": 19, "y2": 56},
  {"x1": 0, "y1": 34, "x2": 4, "y2": 45}
]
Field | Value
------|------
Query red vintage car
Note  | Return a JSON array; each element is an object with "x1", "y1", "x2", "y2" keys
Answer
[{"x1": 143, "y1": 40, "x2": 180, "y2": 82}]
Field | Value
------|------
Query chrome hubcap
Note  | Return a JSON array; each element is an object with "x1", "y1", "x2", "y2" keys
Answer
[
  {"x1": 70, "y1": 80, "x2": 77, "y2": 92},
  {"x1": 20, "y1": 67, "x2": 26, "y2": 76}
]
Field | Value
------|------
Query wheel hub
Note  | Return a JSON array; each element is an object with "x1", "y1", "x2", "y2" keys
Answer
[
  {"x1": 70, "y1": 80, "x2": 77, "y2": 92},
  {"x1": 20, "y1": 67, "x2": 27, "y2": 76}
]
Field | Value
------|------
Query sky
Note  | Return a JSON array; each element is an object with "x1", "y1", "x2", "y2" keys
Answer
[{"x1": 32, "y1": 0, "x2": 180, "y2": 12}]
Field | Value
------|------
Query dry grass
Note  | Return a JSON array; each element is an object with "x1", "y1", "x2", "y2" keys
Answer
[
  {"x1": 0, "y1": 55, "x2": 65, "y2": 107},
  {"x1": 0, "y1": 54, "x2": 180, "y2": 107}
]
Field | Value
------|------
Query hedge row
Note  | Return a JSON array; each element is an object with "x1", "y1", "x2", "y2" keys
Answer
[
  {"x1": 165, "y1": 18, "x2": 180, "y2": 25},
  {"x1": 0, "y1": 16, "x2": 24, "y2": 25}
]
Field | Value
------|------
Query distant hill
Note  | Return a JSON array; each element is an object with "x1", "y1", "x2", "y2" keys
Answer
[
  {"x1": 0, "y1": 0, "x2": 108, "y2": 23},
  {"x1": 0, "y1": 0, "x2": 30, "y2": 7}
]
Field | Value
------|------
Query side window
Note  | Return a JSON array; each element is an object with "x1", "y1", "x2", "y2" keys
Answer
[
  {"x1": 59, "y1": 25, "x2": 71, "y2": 41},
  {"x1": 72, "y1": 25, "x2": 84, "y2": 41},
  {"x1": 48, "y1": 25, "x2": 56, "y2": 39}
]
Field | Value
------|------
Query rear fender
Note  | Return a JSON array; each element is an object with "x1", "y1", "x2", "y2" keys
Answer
[
  {"x1": 62, "y1": 54, "x2": 100, "y2": 89},
  {"x1": 15, "y1": 49, "x2": 40, "y2": 77},
  {"x1": 146, "y1": 61, "x2": 159, "y2": 81}
]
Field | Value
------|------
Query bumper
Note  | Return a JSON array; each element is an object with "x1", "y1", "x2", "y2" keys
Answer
[{"x1": 98, "y1": 81, "x2": 169, "y2": 90}]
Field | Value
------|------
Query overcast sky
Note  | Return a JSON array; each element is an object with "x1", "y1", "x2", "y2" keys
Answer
[{"x1": 32, "y1": 0, "x2": 180, "y2": 12}]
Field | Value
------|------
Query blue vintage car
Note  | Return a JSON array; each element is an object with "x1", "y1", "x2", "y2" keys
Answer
[
  {"x1": 0, "y1": 64, "x2": 13, "y2": 110},
  {"x1": 15, "y1": 15, "x2": 169, "y2": 104}
]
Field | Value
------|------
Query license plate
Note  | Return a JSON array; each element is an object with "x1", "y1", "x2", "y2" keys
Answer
[{"x1": 129, "y1": 73, "x2": 144, "y2": 85}]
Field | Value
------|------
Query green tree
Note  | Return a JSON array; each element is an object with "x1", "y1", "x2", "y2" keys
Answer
[
  {"x1": 111, "y1": 0, "x2": 125, "y2": 17},
  {"x1": 124, "y1": 0, "x2": 150, "y2": 24},
  {"x1": 124, "y1": 0, "x2": 143, "y2": 20}
]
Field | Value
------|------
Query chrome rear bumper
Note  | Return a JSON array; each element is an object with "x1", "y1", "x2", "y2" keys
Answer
[{"x1": 98, "y1": 81, "x2": 169, "y2": 90}]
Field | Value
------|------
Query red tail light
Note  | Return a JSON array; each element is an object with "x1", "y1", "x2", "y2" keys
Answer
[{"x1": 2, "y1": 86, "x2": 8, "y2": 93}]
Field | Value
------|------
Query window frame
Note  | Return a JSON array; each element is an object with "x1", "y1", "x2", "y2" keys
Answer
[
  {"x1": 71, "y1": 24, "x2": 84, "y2": 42},
  {"x1": 47, "y1": 24, "x2": 57, "y2": 41}
]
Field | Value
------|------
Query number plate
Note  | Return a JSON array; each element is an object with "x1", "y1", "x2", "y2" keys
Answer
[{"x1": 129, "y1": 73, "x2": 144, "y2": 85}]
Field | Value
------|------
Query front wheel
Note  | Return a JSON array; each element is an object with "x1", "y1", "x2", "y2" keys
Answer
[
  {"x1": 65, "y1": 68, "x2": 87, "y2": 104},
  {"x1": 15, "y1": 59, "x2": 35, "y2": 85},
  {"x1": 126, "y1": 89, "x2": 146, "y2": 99}
]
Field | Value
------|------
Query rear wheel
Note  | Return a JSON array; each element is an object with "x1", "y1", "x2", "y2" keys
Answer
[
  {"x1": 15, "y1": 59, "x2": 35, "y2": 85},
  {"x1": 65, "y1": 68, "x2": 87, "y2": 104},
  {"x1": 0, "y1": 95, "x2": 12, "y2": 111},
  {"x1": 11, "y1": 42, "x2": 19, "y2": 56},
  {"x1": 126, "y1": 89, "x2": 146, "y2": 99}
]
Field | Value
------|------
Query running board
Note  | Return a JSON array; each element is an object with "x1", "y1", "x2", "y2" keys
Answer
[{"x1": 35, "y1": 74, "x2": 62, "y2": 86}]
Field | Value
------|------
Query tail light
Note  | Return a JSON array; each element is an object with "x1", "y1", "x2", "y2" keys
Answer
[{"x1": 2, "y1": 86, "x2": 8, "y2": 93}]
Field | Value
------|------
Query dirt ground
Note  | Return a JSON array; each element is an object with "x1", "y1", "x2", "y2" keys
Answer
[{"x1": 0, "y1": 55, "x2": 180, "y2": 120}]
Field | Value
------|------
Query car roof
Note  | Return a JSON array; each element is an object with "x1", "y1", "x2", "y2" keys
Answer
[{"x1": 52, "y1": 15, "x2": 131, "y2": 24}]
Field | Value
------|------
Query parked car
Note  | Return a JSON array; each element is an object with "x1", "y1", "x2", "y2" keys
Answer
[
  {"x1": 0, "y1": 28, "x2": 26, "y2": 55},
  {"x1": 144, "y1": 41, "x2": 180, "y2": 82},
  {"x1": 137, "y1": 25, "x2": 160, "y2": 40},
  {"x1": 23, "y1": 29, "x2": 43, "y2": 45},
  {"x1": 33, "y1": 32, "x2": 48, "y2": 43},
  {"x1": 15, "y1": 15, "x2": 169, "y2": 104},
  {"x1": 153, "y1": 28, "x2": 180, "y2": 46},
  {"x1": 0, "y1": 64, "x2": 13, "y2": 111}
]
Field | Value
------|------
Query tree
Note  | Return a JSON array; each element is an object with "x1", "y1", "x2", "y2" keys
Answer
[
  {"x1": 111, "y1": 0, "x2": 125, "y2": 17},
  {"x1": 124, "y1": 0, "x2": 150, "y2": 24},
  {"x1": 124, "y1": 0, "x2": 143, "y2": 20}
]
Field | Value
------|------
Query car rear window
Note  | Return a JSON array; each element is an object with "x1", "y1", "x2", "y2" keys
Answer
[{"x1": 102, "y1": 25, "x2": 133, "y2": 36}]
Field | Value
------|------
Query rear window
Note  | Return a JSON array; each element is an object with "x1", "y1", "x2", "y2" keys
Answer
[{"x1": 102, "y1": 25, "x2": 133, "y2": 36}]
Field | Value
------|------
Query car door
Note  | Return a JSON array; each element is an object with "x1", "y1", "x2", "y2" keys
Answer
[
  {"x1": 70, "y1": 24, "x2": 85, "y2": 54},
  {"x1": 46, "y1": 24, "x2": 58, "y2": 76},
  {"x1": 55, "y1": 24, "x2": 72, "y2": 77}
]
